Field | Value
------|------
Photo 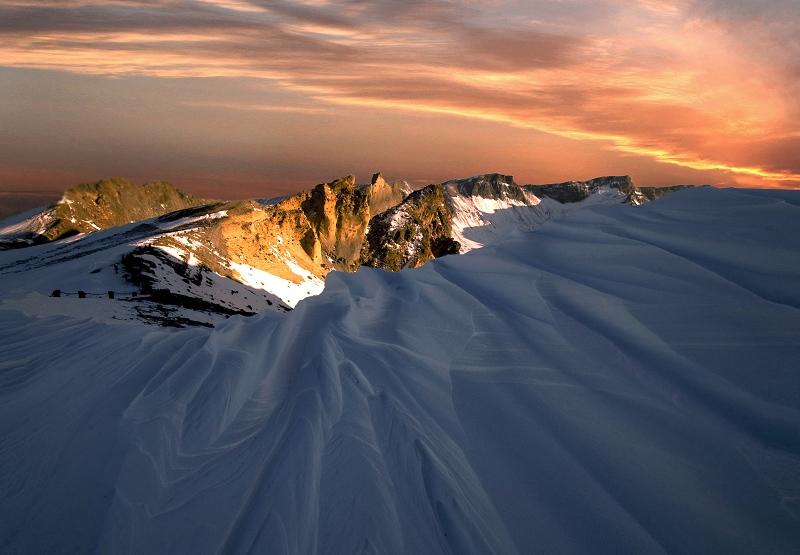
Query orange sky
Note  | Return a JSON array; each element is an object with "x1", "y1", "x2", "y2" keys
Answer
[{"x1": 0, "y1": 0, "x2": 798, "y2": 198}]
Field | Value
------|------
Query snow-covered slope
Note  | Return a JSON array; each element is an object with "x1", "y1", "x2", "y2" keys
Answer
[
  {"x1": 2, "y1": 186, "x2": 799, "y2": 553},
  {"x1": 448, "y1": 177, "x2": 626, "y2": 251}
]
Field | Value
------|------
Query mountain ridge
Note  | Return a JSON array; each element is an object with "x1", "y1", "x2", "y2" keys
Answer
[
  {"x1": 0, "y1": 177, "x2": 207, "y2": 249},
  {"x1": 0, "y1": 171, "x2": 695, "y2": 325}
]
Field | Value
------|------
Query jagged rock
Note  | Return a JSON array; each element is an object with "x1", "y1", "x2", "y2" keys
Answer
[
  {"x1": 362, "y1": 172, "x2": 412, "y2": 216},
  {"x1": 134, "y1": 172, "x2": 413, "y2": 311},
  {"x1": 4, "y1": 170, "x2": 698, "y2": 324},
  {"x1": 361, "y1": 184, "x2": 457, "y2": 271}
]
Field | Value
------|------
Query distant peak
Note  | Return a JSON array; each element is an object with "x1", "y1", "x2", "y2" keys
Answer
[
  {"x1": 449, "y1": 173, "x2": 516, "y2": 185},
  {"x1": 441, "y1": 172, "x2": 524, "y2": 201}
]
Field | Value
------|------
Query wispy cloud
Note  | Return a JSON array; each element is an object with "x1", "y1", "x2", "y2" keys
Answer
[{"x1": 0, "y1": 0, "x2": 798, "y2": 186}]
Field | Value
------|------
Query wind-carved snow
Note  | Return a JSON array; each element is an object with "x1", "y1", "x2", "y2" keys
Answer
[{"x1": 1, "y1": 187, "x2": 799, "y2": 553}]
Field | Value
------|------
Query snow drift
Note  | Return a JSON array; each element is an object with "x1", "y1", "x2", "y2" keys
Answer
[{"x1": 1, "y1": 186, "x2": 799, "y2": 553}]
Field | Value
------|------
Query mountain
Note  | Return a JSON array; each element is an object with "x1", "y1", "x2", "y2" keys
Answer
[
  {"x1": 1, "y1": 186, "x2": 798, "y2": 553},
  {"x1": 0, "y1": 178, "x2": 206, "y2": 249},
  {"x1": 524, "y1": 175, "x2": 693, "y2": 206},
  {"x1": 122, "y1": 172, "x2": 412, "y2": 311},
  {"x1": 361, "y1": 173, "x2": 622, "y2": 270},
  {"x1": 524, "y1": 175, "x2": 636, "y2": 203},
  {"x1": 0, "y1": 172, "x2": 691, "y2": 325},
  {"x1": 0, "y1": 173, "x2": 413, "y2": 325}
]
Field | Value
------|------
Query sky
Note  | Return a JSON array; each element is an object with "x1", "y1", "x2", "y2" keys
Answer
[{"x1": 0, "y1": 0, "x2": 798, "y2": 200}]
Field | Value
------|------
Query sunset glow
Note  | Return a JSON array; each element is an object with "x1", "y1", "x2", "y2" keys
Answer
[{"x1": 0, "y1": 0, "x2": 798, "y2": 198}]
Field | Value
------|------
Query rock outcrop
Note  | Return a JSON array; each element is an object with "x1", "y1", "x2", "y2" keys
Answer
[
  {"x1": 360, "y1": 184, "x2": 457, "y2": 271},
  {"x1": 362, "y1": 172, "x2": 412, "y2": 216},
  {"x1": 5, "y1": 170, "x2": 699, "y2": 323}
]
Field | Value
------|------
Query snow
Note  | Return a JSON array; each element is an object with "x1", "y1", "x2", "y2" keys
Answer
[
  {"x1": 0, "y1": 187, "x2": 798, "y2": 552},
  {"x1": 132, "y1": 249, "x2": 288, "y2": 317},
  {"x1": 450, "y1": 193, "x2": 565, "y2": 251},
  {"x1": 153, "y1": 243, "x2": 194, "y2": 264},
  {"x1": 386, "y1": 207, "x2": 410, "y2": 231},
  {"x1": 0, "y1": 198, "x2": 328, "y2": 322},
  {"x1": 0, "y1": 206, "x2": 54, "y2": 237},
  {"x1": 0, "y1": 211, "x2": 286, "y2": 323},
  {"x1": 448, "y1": 185, "x2": 631, "y2": 253},
  {"x1": 229, "y1": 258, "x2": 325, "y2": 308}
]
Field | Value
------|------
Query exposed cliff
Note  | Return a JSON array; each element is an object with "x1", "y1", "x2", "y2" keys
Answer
[{"x1": 360, "y1": 184, "x2": 458, "y2": 271}]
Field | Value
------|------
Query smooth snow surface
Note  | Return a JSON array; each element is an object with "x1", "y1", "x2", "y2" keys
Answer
[{"x1": 1, "y1": 187, "x2": 800, "y2": 553}]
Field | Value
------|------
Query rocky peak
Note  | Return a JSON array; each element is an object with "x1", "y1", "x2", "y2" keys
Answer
[
  {"x1": 371, "y1": 172, "x2": 387, "y2": 187},
  {"x1": 294, "y1": 175, "x2": 370, "y2": 269},
  {"x1": 360, "y1": 184, "x2": 458, "y2": 271},
  {"x1": 325, "y1": 174, "x2": 358, "y2": 191},
  {"x1": 362, "y1": 171, "x2": 412, "y2": 215}
]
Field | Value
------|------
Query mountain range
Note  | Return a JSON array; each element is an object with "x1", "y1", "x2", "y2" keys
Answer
[{"x1": 0, "y1": 172, "x2": 688, "y2": 325}]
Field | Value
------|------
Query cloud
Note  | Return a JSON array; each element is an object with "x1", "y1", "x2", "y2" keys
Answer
[{"x1": 0, "y1": 0, "x2": 798, "y2": 185}]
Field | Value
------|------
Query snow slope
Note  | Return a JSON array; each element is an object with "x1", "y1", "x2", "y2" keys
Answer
[
  {"x1": 450, "y1": 184, "x2": 625, "y2": 252},
  {"x1": 1, "y1": 187, "x2": 799, "y2": 553}
]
